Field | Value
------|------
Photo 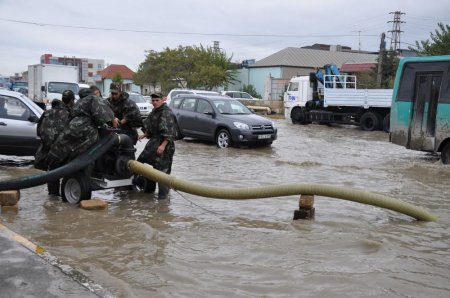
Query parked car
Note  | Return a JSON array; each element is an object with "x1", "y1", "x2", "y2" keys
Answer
[
  {"x1": 0, "y1": 76, "x2": 11, "y2": 90},
  {"x1": 169, "y1": 94, "x2": 277, "y2": 148},
  {"x1": 221, "y1": 91, "x2": 262, "y2": 100},
  {"x1": 10, "y1": 81, "x2": 28, "y2": 92},
  {"x1": 0, "y1": 89, "x2": 43, "y2": 156},
  {"x1": 166, "y1": 89, "x2": 220, "y2": 105},
  {"x1": 128, "y1": 92, "x2": 152, "y2": 118}
]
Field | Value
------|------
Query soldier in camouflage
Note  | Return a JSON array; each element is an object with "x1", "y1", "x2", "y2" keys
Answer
[
  {"x1": 107, "y1": 83, "x2": 142, "y2": 144},
  {"x1": 137, "y1": 92, "x2": 176, "y2": 200},
  {"x1": 46, "y1": 88, "x2": 114, "y2": 168},
  {"x1": 34, "y1": 90, "x2": 75, "y2": 195}
]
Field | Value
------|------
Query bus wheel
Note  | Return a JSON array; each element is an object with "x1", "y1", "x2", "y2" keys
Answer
[
  {"x1": 441, "y1": 142, "x2": 450, "y2": 164},
  {"x1": 360, "y1": 111, "x2": 380, "y2": 131},
  {"x1": 382, "y1": 113, "x2": 390, "y2": 133}
]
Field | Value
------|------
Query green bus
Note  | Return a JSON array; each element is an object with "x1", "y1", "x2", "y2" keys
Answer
[{"x1": 390, "y1": 55, "x2": 450, "y2": 163}]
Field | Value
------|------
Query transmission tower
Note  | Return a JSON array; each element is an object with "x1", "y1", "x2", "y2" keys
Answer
[{"x1": 388, "y1": 11, "x2": 405, "y2": 52}]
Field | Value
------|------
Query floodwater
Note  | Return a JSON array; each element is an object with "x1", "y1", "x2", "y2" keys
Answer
[{"x1": 1, "y1": 120, "x2": 450, "y2": 297}]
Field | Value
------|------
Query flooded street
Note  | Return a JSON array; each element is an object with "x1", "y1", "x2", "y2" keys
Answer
[{"x1": 1, "y1": 119, "x2": 450, "y2": 297}]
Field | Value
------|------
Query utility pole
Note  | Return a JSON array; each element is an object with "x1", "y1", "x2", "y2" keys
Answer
[
  {"x1": 357, "y1": 30, "x2": 361, "y2": 52},
  {"x1": 351, "y1": 30, "x2": 362, "y2": 52},
  {"x1": 388, "y1": 11, "x2": 405, "y2": 52},
  {"x1": 377, "y1": 32, "x2": 386, "y2": 88}
]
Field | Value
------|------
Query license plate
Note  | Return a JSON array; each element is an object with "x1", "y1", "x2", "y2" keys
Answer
[{"x1": 258, "y1": 134, "x2": 271, "y2": 139}]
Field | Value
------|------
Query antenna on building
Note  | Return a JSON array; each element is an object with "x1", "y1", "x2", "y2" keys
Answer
[
  {"x1": 388, "y1": 11, "x2": 405, "y2": 52},
  {"x1": 213, "y1": 41, "x2": 220, "y2": 52}
]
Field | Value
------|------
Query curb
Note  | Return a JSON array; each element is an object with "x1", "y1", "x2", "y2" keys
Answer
[{"x1": 0, "y1": 223, "x2": 114, "y2": 298}]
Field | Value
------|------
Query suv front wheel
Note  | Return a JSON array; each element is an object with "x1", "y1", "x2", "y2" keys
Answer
[{"x1": 216, "y1": 129, "x2": 232, "y2": 148}]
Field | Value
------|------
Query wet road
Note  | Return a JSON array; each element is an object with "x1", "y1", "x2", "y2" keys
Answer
[{"x1": 1, "y1": 120, "x2": 450, "y2": 297}]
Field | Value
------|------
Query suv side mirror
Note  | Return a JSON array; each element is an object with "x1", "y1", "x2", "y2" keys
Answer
[{"x1": 40, "y1": 86, "x2": 45, "y2": 91}]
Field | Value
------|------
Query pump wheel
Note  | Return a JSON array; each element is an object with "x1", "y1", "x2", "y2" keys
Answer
[
  {"x1": 382, "y1": 113, "x2": 390, "y2": 133},
  {"x1": 61, "y1": 172, "x2": 92, "y2": 204},
  {"x1": 441, "y1": 142, "x2": 450, "y2": 164},
  {"x1": 132, "y1": 175, "x2": 156, "y2": 193},
  {"x1": 360, "y1": 111, "x2": 380, "y2": 131}
]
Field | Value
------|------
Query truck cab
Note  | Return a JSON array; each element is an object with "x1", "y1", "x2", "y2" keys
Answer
[
  {"x1": 43, "y1": 81, "x2": 79, "y2": 102},
  {"x1": 283, "y1": 76, "x2": 314, "y2": 120}
]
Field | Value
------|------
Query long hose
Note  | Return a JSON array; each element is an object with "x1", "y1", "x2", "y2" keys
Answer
[
  {"x1": 0, "y1": 134, "x2": 131, "y2": 191},
  {"x1": 129, "y1": 161, "x2": 437, "y2": 221}
]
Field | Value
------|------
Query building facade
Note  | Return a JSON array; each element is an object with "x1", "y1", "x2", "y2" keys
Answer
[
  {"x1": 98, "y1": 64, "x2": 140, "y2": 96},
  {"x1": 228, "y1": 46, "x2": 379, "y2": 100},
  {"x1": 40, "y1": 54, "x2": 105, "y2": 84}
]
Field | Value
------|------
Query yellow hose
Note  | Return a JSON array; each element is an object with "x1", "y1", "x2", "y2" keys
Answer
[{"x1": 128, "y1": 161, "x2": 437, "y2": 221}]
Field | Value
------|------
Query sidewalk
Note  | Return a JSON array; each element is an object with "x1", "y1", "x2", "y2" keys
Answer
[{"x1": 0, "y1": 223, "x2": 111, "y2": 298}]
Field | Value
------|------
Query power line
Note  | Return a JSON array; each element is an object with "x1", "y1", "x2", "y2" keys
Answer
[{"x1": 0, "y1": 17, "x2": 378, "y2": 39}]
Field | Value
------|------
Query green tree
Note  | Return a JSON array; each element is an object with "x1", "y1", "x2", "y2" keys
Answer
[
  {"x1": 411, "y1": 23, "x2": 450, "y2": 56},
  {"x1": 356, "y1": 50, "x2": 399, "y2": 89},
  {"x1": 240, "y1": 84, "x2": 261, "y2": 98},
  {"x1": 112, "y1": 72, "x2": 123, "y2": 84},
  {"x1": 134, "y1": 45, "x2": 237, "y2": 93}
]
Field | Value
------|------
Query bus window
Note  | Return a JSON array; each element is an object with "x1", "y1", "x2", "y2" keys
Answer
[{"x1": 397, "y1": 61, "x2": 450, "y2": 102}]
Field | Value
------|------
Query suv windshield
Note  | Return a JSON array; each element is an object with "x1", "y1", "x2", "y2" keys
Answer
[
  {"x1": 48, "y1": 82, "x2": 79, "y2": 94},
  {"x1": 128, "y1": 93, "x2": 147, "y2": 103},
  {"x1": 212, "y1": 99, "x2": 251, "y2": 115}
]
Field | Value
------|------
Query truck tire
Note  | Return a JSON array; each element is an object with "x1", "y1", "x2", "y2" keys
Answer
[
  {"x1": 383, "y1": 113, "x2": 390, "y2": 133},
  {"x1": 291, "y1": 107, "x2": 306, "y2": 124},
  {"x1": 441, "y1": 142, "x2": 450, "y2": 164},
  {"x1": 61, "y1": 171, "x2": 92, "y2": 204},
  {"x1": 360, "y1": 111, "x2": 380, "y2": 131}
]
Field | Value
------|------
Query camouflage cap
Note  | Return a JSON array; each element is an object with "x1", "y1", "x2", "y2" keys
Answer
[
  {"x1": 150, "y1": 92, "x2": 164, "y2": 98},
  {"x1": 110, "y1": 83, "x2": 120, "y2": 92},
  {"x1": 78, "y1": 88, "x2": 93, "y2": 99}
]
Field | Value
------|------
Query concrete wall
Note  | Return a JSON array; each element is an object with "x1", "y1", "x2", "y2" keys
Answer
[
  {"x1": 281, "y1": 66, "x2": 315, "y2": 79},
  {"x1": 248, "y1": 67, "x2": 282, "y2": 98},
  {"x1": 225, "y1": 69, "x2": 249, "y2": 91}
]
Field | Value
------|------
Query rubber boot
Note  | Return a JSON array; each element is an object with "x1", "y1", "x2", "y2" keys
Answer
[
  {"x1": 157, "y1": 183, "x2": 170, "y2": 200},
  {"x1": 47, "y1": 180, "x2": 60, "y2": 196}
]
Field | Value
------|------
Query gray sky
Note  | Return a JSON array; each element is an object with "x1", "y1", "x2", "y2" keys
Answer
[{"x1": 1, "y1": 0, "x2": 449, "y2": 76}]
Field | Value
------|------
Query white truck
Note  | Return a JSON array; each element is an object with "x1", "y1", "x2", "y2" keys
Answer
[
  {"x1": 28, "y1": 64, "x2": 79, "y2": 108},
  {"x1": 284, "y1": 71, "x2": 393, "y2": 132}
]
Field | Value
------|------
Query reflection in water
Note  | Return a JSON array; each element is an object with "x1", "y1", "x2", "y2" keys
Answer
[{"x1": 1, "y1": 120, "x2": 450, "y2": 297}]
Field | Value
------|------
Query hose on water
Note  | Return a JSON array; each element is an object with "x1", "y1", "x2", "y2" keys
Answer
[
  {"x1": 0, "y1": 134, "x2": 131, "y2": 191},
  {"x1": 129, "y1": 160, "x2": 437, "y2": 222}
]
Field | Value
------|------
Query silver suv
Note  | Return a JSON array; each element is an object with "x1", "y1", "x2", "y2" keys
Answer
[
  {"x1": 0, "y1": 89, "x2": 43, "y2": 156},
  {"x1": 166, "y1": 89, "x2": 220, "y2": 105}
]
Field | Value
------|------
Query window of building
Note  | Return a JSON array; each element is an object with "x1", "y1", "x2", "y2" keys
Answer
[
  {"x1": 98, "y1": 64, "x2": 102, "y2": 69},
  {"x1": 88, "y1": 63, "x2": 93, "y2": 68},
  {"x1": 88, "y1": 72, "x2": 93, "y2": 77}
]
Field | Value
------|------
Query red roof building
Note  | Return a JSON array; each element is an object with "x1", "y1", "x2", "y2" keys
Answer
[
  {"x1": 101, "y1": 64, "x2": 135, "y2": 80},
  {"x1": 340, "y1": 63, "x2": 376, "y2": 73}
]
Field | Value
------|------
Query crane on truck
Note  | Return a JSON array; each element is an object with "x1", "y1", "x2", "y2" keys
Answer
[{"x1": 284, "y1": 64, "x2": 393, "y2": 132}]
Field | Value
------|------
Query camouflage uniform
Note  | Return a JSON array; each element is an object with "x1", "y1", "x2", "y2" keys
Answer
[
  {"x1": 47, "y1": 93, "x2": 114, "y2": 167},
  {"x1": 34, "y1": 100, "x2": 72, "y2": 170},
  {"x1": 34, "y1": 100, "x2": 72, "y2": 195},
  {"x1": 107, "y1": 92, "x2": 142, "y2": 144},
  {"x1": 137, "y1": 103, "x2": 176, "y2": 198}
]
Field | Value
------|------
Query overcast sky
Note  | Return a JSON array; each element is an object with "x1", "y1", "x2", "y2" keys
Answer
[{"x1": 1, "y1": 0, "x2": 449, "y2": 76}]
